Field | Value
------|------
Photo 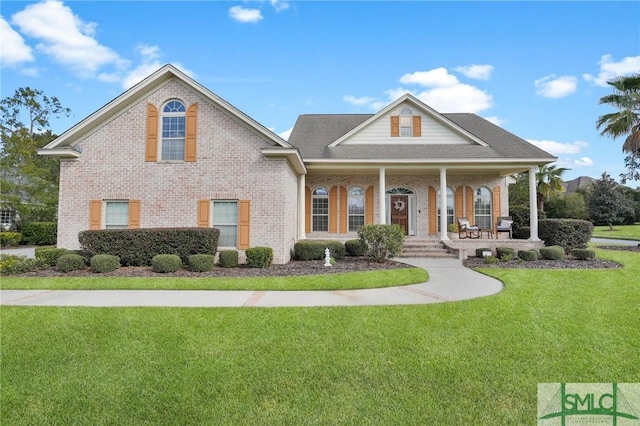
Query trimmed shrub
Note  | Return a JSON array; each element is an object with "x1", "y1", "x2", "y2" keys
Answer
[
  {"x1": 325, "y1": 241, "x2": 346, "y2": 260},
  {"x1": 56, "y1": 254, "x2": 87, "y2": 272},
  {"x1": 571, "y1": 248, "x2": 596, "y2": 260},
  {"x1": 151, "y1": 254, "x2": 183, "y2": 273},
  {"x1": 218, "y1": 250, "x2": 238, "y2": 268},
  {"x1": 484, "y1": 256, "x2": 499, "y2": 265},
  {"x1": 79, "y1": 228, "x2": 219, "y2": 266},
  {"x1": 0, "y1": 254, "x2": 40, "y2": 275},
  {"x1": 496, "y1": 247, "x2": 515, "y2": 261},
  {"x1": 512, "y1": 226, "x2": 530, "y2": 240},
  {"x1": 475, "y1": 247, "x2": 492, "y2": 258},
  {"x1": 518, "y1": 250, "x2": 538, "y2": 261},
  {"x1": 90, "y1": 254, "x2": 121, "y2": 273},
  {"x1": 345, "y1": 239, "x2": 367, "y2": 257},
  {"x1": 539, "y1": 245, "x2": 565, "y2": 260},
  {"x1": 20, "y1": 222, "x2": 57, "y2": 245},
  {"x1": 35, "y1": 247, "x2": 69, "y2": 267},
  {"x1": 0, "y1": 232, "x2": 22, "y2": 247},
  {"x1": 188, "y1": 254, "x2": 215, "y2": 272},
  {"x1": 538, "y1": 219, "x2": 593, "y2": 253},
  {"x1": 294, "y1": 240, "x2": 327, "y2": 261},
  {"x1": 358, "y1": 224, "x2": 405, "y2": 262},
  {"x1": 245, "y1": 246, "x2": 273, "y2": 268}
]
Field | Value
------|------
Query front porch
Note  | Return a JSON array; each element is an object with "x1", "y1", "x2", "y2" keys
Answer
[{"x1": 401, "y1": 236, "x2": 545, "y2": 260}]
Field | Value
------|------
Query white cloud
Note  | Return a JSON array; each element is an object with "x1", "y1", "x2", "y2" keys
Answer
[
  {"x1": 527, "y1": 139, "x2": 589, "y2": 155},
  {"x1": 278, "y1": 127, "x2": 292, "y2": 140},
  {"x1": 229, "y1": 6, "x2": 263, "y2": 23},
  {"x1": 454, "y1": 64, "x2": 493, "y2": 80},
  {"x1": 343, "y1": 95, "x2": 376, "y2": 106},
  {"x1": 482, "y1": 116, "x2": 504, "y2": 126},
  {"x1": 271, "y1": 0, "x2": 290, "y2": 12},
  {"x1": 399, "y1": 68, "x2": 459, "y2": 87},
  {"x1": 0, "y1": 16, "x2": 34, "y2": 67},
  {"x1": 534, "y1": 74, "x2": 578, "y2": 98},
  {"x1": 583, "y1": 54, "x2": 640, "y2": 87},
  {"x1": 556, "y1": 157, "x2": 594, "y2": 169},
  {"x1": 11, "y1": 0, "x2": 126, "y2": 76}
]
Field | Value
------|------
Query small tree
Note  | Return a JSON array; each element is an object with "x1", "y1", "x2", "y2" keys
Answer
[
  {"x1": 358, "y1": 224, "x2": 405, "y2": 262},
  {"x1": 585, "y1": 172, "x2": 635, "y2": 229}
]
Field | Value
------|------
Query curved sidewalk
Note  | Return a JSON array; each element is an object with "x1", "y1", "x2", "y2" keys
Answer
[{"x1": 0, "y1": 258, "x2": 502, "y2": 308}]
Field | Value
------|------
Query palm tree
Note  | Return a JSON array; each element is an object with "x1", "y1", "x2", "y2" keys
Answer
[
  {"x1": 596, "y1": 72, "x2": 640, "y2": 154},
  {"x1": 536, "y1": 164, "x2": 569, "y2": 212}
]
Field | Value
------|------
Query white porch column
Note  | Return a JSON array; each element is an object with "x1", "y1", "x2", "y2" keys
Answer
[
  {"x1": 528, "y1": 167, "x2": 540, "y2": 241},
  {"x1": 379, "y1": 168, "x2": 386, "y2": 224},
  {"x1": 297, "y1": 173, "x2": 306, "y2": 239},
  {"x1": 440, "y1": 168, "x2": 449, "y2": 240}
]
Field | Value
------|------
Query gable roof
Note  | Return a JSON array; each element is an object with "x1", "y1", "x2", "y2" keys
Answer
[
  {"x1": 288, "y1": 96, "x2": 556, "y2": 166},
  {"x1": 39, "y1": 64, "x2": 293, "y2": 157},
  {"x1": 564, "y1": 176, "x2": 596, "y2": 193}
]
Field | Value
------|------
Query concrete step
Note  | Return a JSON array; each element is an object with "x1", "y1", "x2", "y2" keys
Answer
[{"x1": 401, "y1": 241, "x2": 457, "y2": 259}]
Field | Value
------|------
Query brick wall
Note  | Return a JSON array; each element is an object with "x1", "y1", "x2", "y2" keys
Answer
[{"x1": 57, "y1": 79, "x2": 297, "y2": 263}]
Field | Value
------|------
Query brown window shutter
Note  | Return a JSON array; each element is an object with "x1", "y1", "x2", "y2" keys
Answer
[
  {"x1": 305, "y1": 186, "x2": 311, "y2": 234},
  {"x1": 145, "y1": 103, "x2": 158, "y2": 162},
  {"x1": 455, "y1": 186, "x2": 463, "y2": 220},
  {"x1": 390, "y1": 116, "x2": 399, "y2": 137},
  {"x1": 128, "y1": 200, "x2": 141, "y2": 229},
  {"x1": 185, "y1": 103, "x2": 198, "y2": 162},
  {"x1": 413, "y1": 116, "x2": 422, "y2": 137},
  {"x1": 329, "y1": 186, "x2": 338, "y2": 233},
  {"x1": 89, "y1": 200, "x2": 102, "y2": 230},
  {"x1": 428, "y1": 186, "x2": 437, "y2": 234},
  {"x1": 466, "y1": 187, "x2": 474, "y2": 222},
  {"x1": 238, "y1": 200, "x2": 250, "y2": 250},
  {"x1": 339, "y1": 186, "x2": 347, "y2": 233},
  {"x1": 365, "y1": 186, "x2": 374, "y2": 224},
  {"x1": 197, "y1": 199, "x2": 210, "y2": 228},
  {"x1": 492, "y1": 186, "x2": 501, "y2": 231}
]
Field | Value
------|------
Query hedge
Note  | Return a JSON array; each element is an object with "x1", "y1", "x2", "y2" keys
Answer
[
  {"x1": 20, "y1": 222, "x2": 57, "y2": 245},
  {"x1": 517, "y1": 250, "x2": 538, "y2": 261},
  {"x1": 188, "y1": 254, "x2": 215, "y2": 272},
  {"x1": 56, "y1": 254, "x2": 87, "y2": 272},
  {"x1": 0, "y1": 232, "x2": 22, "y2": 247},
  {"x1": 539, "y1": 245, "x2": 565, "y2": 260},
  {"x1": 345, "y1": 239, "x2": 367, "y2": 257},
  {"x1": 496, "y1": 247, "x2": 515, "y2": 261},
  {"x1": 35, "y1": 247, "x2": 69, "y2": 267},
  {"x1": 294, "y1": 240, "x2": 346, "y2": 261},
  {"x1": 79, "y1": 228, "x2": 219, "y2": 266},
  {"x1": 538, "y1": 219, "x2": 593, "y2": 253},
  {"x1": 571, "y1": 249, "x2": 596, "y2": 260}
]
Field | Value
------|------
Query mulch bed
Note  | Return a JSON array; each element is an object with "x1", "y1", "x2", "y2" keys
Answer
[{"x1": 15, "y1": 257, "x2": 413, "y2": 278}]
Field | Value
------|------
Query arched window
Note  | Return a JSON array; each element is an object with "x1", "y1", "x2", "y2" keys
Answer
[
  {"x1": 347, "y1": 186, "x2": 365, "y2": 232},
  {"x1": 474, "y1": 187, "x2": 492, "y2": 229},
  {"x1": 437, "y1": 187, "x2": 455, "y2": 232},
  {"x1": 312, "y1": 187, "x2": 329, "y2": 232},
  {"x1": 400, "y1": 108, "x2": 413, "y2": 136},
  {"x1": 161, "y1": 100, "x2": 186, "y2": 161}
]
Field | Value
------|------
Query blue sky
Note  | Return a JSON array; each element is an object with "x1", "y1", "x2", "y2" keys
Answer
[{"x1": 2, "y1": 0, "x2": 639, "y2": 185}]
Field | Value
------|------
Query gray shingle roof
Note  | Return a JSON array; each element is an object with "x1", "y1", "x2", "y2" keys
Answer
[{"x1": 288, "y1": 113, "x2": 556, "y2": 161}]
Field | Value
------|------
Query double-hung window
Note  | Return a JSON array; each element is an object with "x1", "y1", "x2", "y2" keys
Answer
[
  {"x1": 161, "y1": 100, "x2": 186, "y2": 161},
  {"x1": 213, "y1": 201, "x2": 238, "y2": 247},
  {"x1": 474, "y1": 187, "x2": 492, "y2": 229},
  {"x1": 105, "y1": 201, "x2": 129, "y2": 229},
  {"x1": 312, "y1": 187, "x2": 329, "y2": 232},
  {"x1": 400, "y1": 108, "x2": 413, "y2": 136},
  {"x1": 348, "y1": 187, "x2": 365, "y2": 231}
]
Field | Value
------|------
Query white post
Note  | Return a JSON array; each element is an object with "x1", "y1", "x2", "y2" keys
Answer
[
  {"x1": 440, "y1": 168, "x2": 449, "y2": 240},
  {"x1": 297, "y1": 173, "x2": 306, "y2": 239},
  {"x1": 379, "y1": 167, "x2": 386, "y2": 225},
  {"x1": 528, "y1": 167, "x2": 540, "y2": 241}
]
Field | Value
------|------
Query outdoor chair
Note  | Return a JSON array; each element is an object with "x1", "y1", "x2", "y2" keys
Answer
[
  {"x1": 457, "y1": 218, "x2": 480, "y2": 239},
  {"x1": 495, "y1": 216, "x2": 513, "y2": 239}
]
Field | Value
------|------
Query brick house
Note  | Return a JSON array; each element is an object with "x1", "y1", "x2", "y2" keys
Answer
[{"x1": 39, "y1": 64, "x2": 556, "y2": 263}]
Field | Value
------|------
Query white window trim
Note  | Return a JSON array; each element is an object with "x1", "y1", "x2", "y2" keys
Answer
[{"x1": 104, "y1": 200, "x2": 129, "y2": 230}]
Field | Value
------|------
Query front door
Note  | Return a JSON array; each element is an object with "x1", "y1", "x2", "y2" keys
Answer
[{"x1": 390, "y1": 195, "x2": 409, "y2": 235}]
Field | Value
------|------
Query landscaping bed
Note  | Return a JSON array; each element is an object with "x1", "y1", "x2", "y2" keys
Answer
[{"x1": 14, "y1": 257, "x2": 413, "y2": 278}]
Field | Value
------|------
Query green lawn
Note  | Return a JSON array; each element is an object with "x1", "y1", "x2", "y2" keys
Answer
[
  {"x1": 1, "y1": 248, "x2": 638, "y2": 424},
  {"x1": 0, "y1": 268, "x2": 427, "y2": 291},
  {"x1": 592, "y1": 223, "x2": 640, "y2": 240}
]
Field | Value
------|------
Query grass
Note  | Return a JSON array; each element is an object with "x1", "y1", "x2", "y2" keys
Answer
[
  {"x1": 0, "y1": 267, "x2": 427, "y2": 291},
  {"x1": 592, "y1": 223, "x2": 640, "y2": 240},
  {"x1": 1, "y1": 248, "x2": 638, "y2": 424}
]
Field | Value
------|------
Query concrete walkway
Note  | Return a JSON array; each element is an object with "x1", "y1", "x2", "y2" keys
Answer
[{"x1": 0, "y1": 258, "x2": 503, "y2": 308}]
